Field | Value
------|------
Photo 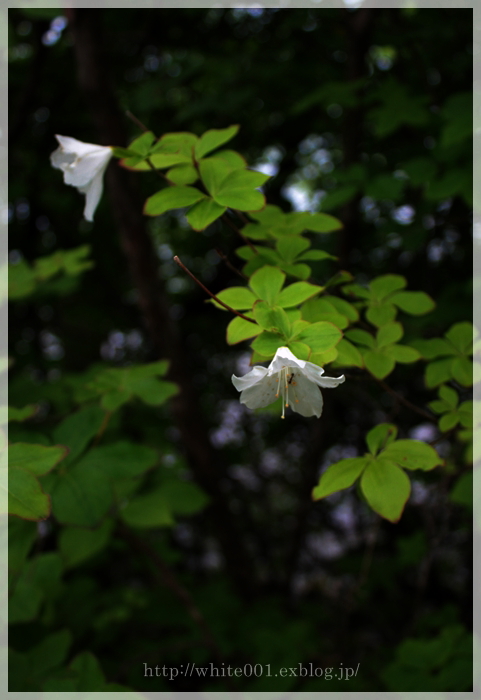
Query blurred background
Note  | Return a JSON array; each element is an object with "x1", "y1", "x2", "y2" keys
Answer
[{"x1": 9, "y1": 7, "x2": 472, "y2": 692}]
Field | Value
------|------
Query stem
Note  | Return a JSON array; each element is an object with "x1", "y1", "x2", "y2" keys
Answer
[
  {"x1": 125, "y1": 109, "x2": 149, "y2": 133},
  {"x1": 375, "y1": 377, "x2": 435, "y2": 422},
  {"x1": 118, "y1": 523, "x2": 228, "y2": 671},
  {"x1": 215, "y1": 248, "x2": 248, "y2": 280},
  {"x1": 221, "y1": 213, "x2": 258, "y2": 253},
  {"x1": 173, "y1": 255, "x2": 257, "y2": 324}
]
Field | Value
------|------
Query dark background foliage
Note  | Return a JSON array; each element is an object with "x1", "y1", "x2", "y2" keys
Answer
[{"x1": 9, "y1": 7, "x2": 472, "y2": 692}]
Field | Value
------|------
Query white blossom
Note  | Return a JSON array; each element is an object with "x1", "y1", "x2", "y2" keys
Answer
[
  {"x1": 50, "y1": 135, "x2": 113, "y2": 221},
  {"x1": 232, "y1": 346, "x2": 345, "y2": 419}
]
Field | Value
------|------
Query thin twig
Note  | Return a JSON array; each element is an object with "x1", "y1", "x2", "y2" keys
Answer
[
  {"x1": 125, "y1": 109, "x2": 149, "y2": 133},
  {"x1": 215, "y1": 248, "x2": 248, "y2": 280},
  {"x1": 374, "y1": 377, "x2": 436, "y2": 422},
  {"x1": 117, "y1": 523, "x2": 227, "y2": 670},
  {"x1": 221, "y1": 214, "x2": 258, "y2": 253},
  {"x1": 173, "y1": 255, "x2": 257, "y2": 324}
]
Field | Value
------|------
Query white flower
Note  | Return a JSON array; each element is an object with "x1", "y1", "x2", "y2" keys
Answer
[
  {"x1": 232, "y1": 346, "x2": 345, "y2": 419},
  {"x1": 50, "y1": 135, "x2": 113, "y2": 221}
]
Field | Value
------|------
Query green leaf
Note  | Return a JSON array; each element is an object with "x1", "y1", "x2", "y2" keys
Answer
[
  {"x1": 277, "y1": 281, "x2": 323, "y2": 308},
  {"x1": 377, "y1": 322, "x2": 403, "y2": 348},
  {"x1": 439, "y1": 384, "x2": 459, "y2": 409},
  {"x1": 345, "y1": 329, "x2": 375, "y2": 348},
  {"x1": 9, "y1": 443, "x2": 69, "y2": 476},
  {"x1": 312, "y1": 457, "x2": 369, "y2": 499},
  {"x1": 363, "y1": 349, "x2": 396, "y2": 379},
  {"x1": 8, "y1": 405, "x2": 37, "y2": 422},
  {"x1": 320, "y1": 185, "x2": 358, "y2": 211},
  {"x1": 390, "y1": 290, "x2": 435, "y2": 315},
  {"x1": 326, "y1": 296, "x2": 359, "y2": 321},
  {"x1": 361, "y1": 458, "x2": 411, "y2": 522},
  {"x1": 122, "y1": 152, "x2": 192, "y2": 170},
  {"x1": 366, "y1": 302, "x2": 397, "y2": 327},
  {"x1": 9, "y1": 518, "x2": 37, "y2": 573},
  {"x1": 76, "y1": 441, "x2": 157, "y2": 480},
  {"x1": 160, "y1": 480, "x2": 210, "y2": 516},
  {"x1": 445, "y1": 322, "x2": 473, "y2": 355},
  {"x1": 215, "y1": 149, "x2": 246, "y2": 169},
  {"x1": 439, "y1": 412, "x2": 459, "y2": 432},
  {"x1": 364, "y1": 174, "x2": 404, "y2": 200},
  {"x1": 166, "y1": 164, "x2": 198, "y2": 185},
  {"x1": 333, "y1": 338, "x2": 364, "y2": 368},
  {"x1": 249, "y1": 266, "x2": 285, "y2": 305},
  {"x1": 53, "y1": 405, "x2": 106, "y2": 465},
  {"x1": 120, "y1": 489, "x2": 174, "y2": 528},
  {"x1": 195, "y1": 124, "x2": 240, "y2": 159},
  {"x1": 366, "y1": 423, "x2": 398, "y2": 456},
  {"x1": 287, "y1": 341, "x2": 311, "y2": 360},
  {"x1": 144, "y1": 186, "x2": 205, "y2": 216},
  {"x1": 298, "y1": 322, "x2": 342, "y2": 353},
  {"x1": 226, "y1": 316, "x2": 262, "y2": 344},
  {"x1": 29, "y1": 629, "x2": 72, "y2": 679},
  {"x1": 213, "y1": 169, "x2": 269, "y2": 210},
  {"x1": 59, "y1": 519, "x2": 114, "y2": 568},
  {"x1": 152, "y1": 131, "x2": 198, "y2": 156},
  {"x1": 276, "y1": 236, "x2": 310, "y2": 263},
  {"x1": 124, "y1": 377, "x2": 178, "y2": 406},
  {"x1": 402, "y1": 157, "x2": 437, "y2": 185},
  {"x1": 410, "y1": 338, "x2": 454, "y2": 359},
  {"x1": 69, "y1": 651, "x2": 106, "y2": 691},
  {"x1": 382, "y1": 439, "x2": 443, "y2": 471},
  {"x1": 253, "y1": 303, "x2": 291, "y2": 336},
  {"x1": 199, "y1": 156, "x2": 235, "y2": 195},
  {"x1": 186, "y1": 198, "x2": 226, "y2": 231},
  {"x1": 8, "y1": 466, "x2": 51, "y2": 520},
  {"x1": 425, "y1": 358, "x2": 456, "y2": 388},
  {"x1": 450, "y1": 472, "x2": 472, "y2": 509},
  {"x1": 214, "y1": 287, "x2": 257, "y2": 310},
  {"x1": 49, "y1": 460, "x2": 113, "y2": 527},
  {"x1": 385, "y1": 345, "x2": 421, "y2": 363},
  {"x1": 9, "y1": 552, "x2": 63, "y2": 623},
  {"x1": 127, "y1": 131, "x2": 156, "y2": 156},
  {"x1": 8, "y1": 261, "x2": 37, "y2": 299},
  {"x1": 301, "y1": 298, "x2": 347, "y2": 326},
  {"x1": 298, "y1": 211, "x2": 343, "y2": 233},
  {"x1": 251, "y1": 332, "x2": 285, "y2": 358},
  {"x1": 370, "y1": 274, "x2": 406, "y2": 300}
]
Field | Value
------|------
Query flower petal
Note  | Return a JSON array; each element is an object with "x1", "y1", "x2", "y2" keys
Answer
[
  {"x1": 237, "y1": 374, "x2": 280, "y2": 409},
  {"x1": 79, "y1": 169, "x2": 105, "y2": 222},
  {"x1": 269, "y1": 346, "x2": 307, "y2": 374},
  {"x1": 287, "y1": 372, "x2": 324, "y2": 417},
  {"x1": 232, "y1": 365, "x2": 268, "y2": 391},
  {"x1": 302, "y1": 361, "x2": 344, "y2": 388},
  {"x1": 53, "y1": 135, "x2": 102, "y2": 157}
]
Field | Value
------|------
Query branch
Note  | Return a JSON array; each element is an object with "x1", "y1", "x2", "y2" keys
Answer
[
  {"x1": 374, "y1": 377, "x2": 435, "y2": 422},
  {"x1": 174, "y1": 256, "x2": 257, "y2": 324}
]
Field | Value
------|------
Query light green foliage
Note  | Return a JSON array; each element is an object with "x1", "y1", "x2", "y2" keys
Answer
[
  {"x1": 313, "y1": 423, "x2": 443, "y2": 522},
  {"x1": 9, "y1": 246, "x2": 94, "y2": 300},
  {"x1": 241, "y1": 205, "x2": 342, "y2": 240},
  {"x1": 236, "y1": 235, "x2": 336, "y2": 279},
  {"x1": 345, "y1": 322, "x2": 420, "y2": 379},
  {"x1": 412, "y1": 322, "x2": 473, "y2": 388},
  {"x1": 342, "y1": 274, "x2": 435, "y2": 327},
  {"x1": 428, "y1": 385, "x2": 472, "y2": 433}
]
